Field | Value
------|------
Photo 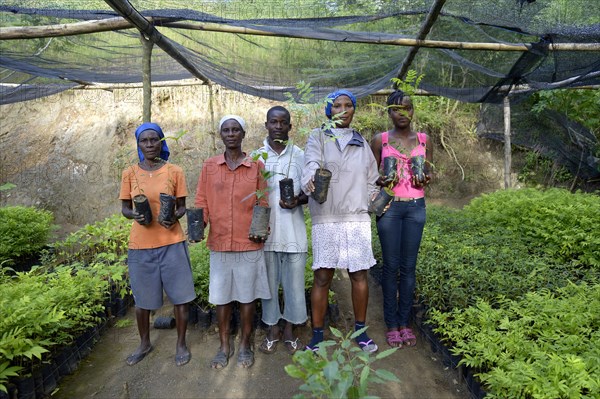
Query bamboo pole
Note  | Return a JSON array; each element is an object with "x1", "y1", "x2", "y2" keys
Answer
[
  {"x1": 1, "y1": 17, "x2": 599, "y2": 51},
  {"x1": 396, "y1": 0, "x2": 447, "y2": 81},
  {"x1": 503, "y1": 96, "x2": 512, "y2": 189},
  {"x1": 0, "y1": 17, "x2": 167, "y2": 39},
  {"x1": 160, "y1": 21, "x2": 600, "y2": 51}
]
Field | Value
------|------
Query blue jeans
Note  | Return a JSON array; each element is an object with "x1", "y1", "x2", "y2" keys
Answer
[
  {"x1": 376, "y1": 198, "x2": 426, "y2": 328},
  {"x1": 261, "y1": 251, "x2": 308, "y2": 325}
]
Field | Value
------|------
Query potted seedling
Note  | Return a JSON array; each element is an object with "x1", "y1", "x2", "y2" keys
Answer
[
  {"x1": 157, "y1": 171, "x2": 177, "y2": 224},
  {"x1": 369, "y1": 156, "x2": 397, "y2": 216},
  {"x1": 158, "y1": 192, "x2": 176, "y2": 223},
  {"x1": 132, "y1": 194, "x2": 152, "y2": 225},
  {"x1": 310, "y1": 113, "x2": 343, "y2": 204},
  {"x1": 157, "y1": 131, "x2": 189, "y2": 224},
  {"x1": 246, "y1": 152, "x2": 275, "y2": 241},
  {"x1": 283, "y1": 81, "x2": 337, "y2": 204},
  {"x1": 276, "y1": 139, "x2": 297, "y2": 207},
  {"x1": 248, "y1": 195, "x2": 270, "y2": 241},
  {"x1": 186, "y1": 207, "x2": 204, "y2": 242},
  {"x1": 128, "y1": 166, "x2": 153, "y2": 225},
  {"x1": 410, "y1": 155, "x2": 427, "y2": 184}
]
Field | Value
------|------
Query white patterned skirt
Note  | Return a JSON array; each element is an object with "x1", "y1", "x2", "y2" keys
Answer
[{"x1": 311, "y1": 221, "x2": 376, "y2": 272}]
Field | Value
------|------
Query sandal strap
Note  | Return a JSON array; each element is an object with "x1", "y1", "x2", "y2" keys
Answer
[
  {"x1": 285, "y1": 338, "x2": 299, "y2": 350},
  {"x1": 264, "y1": 337, "x2": 279, "y2": 350},
  {"x1": 399, "y1": 328, "x2": 416, "y2": 340}
]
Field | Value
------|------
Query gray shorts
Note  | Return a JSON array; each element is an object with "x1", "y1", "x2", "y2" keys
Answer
[
  {"x1": 209, "y1": 249, "x2": 271, "y2": 305},
  {"x1": 127, "y1": 241, "x2": 196, "y2": 310}
]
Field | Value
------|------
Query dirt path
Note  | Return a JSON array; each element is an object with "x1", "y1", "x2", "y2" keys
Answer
[{"x1": 54, "y1": 268, "x2": 466, "y2": 399}]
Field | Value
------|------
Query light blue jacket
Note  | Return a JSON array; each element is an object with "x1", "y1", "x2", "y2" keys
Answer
[{"x1": 301, "y1": 128, "x2": 379, "y2": 225}]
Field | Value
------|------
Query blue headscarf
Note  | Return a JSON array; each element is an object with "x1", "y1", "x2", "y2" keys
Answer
[
  {"x1": 324, "y1": 89, "x2": 357, "y2": 119},
  {"x1": 134, "y1": 122, "x2": 170, "y2": 162}
]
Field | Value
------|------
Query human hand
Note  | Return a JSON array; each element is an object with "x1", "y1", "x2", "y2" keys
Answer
[
  {"x1": 248, "y1": 227, "x2": 270, "y2": 243},
  {"x1": 377, "y1": 174, "x2": 398, "y2": 188},
  {"x1": 411, "y1": 173, "x2": 431, "y2": 188},
  {"x1": 133, "y1": 211, "x2": 147, "y2": 225},
  {"x1": 279, "y1": 197, "x2": 299, "y2": 209},
  {"x1": 306, "y1": 177, "x2": 315, "y2": 193}
]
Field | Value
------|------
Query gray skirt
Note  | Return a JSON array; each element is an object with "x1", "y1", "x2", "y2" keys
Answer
[
  {"x1": 209, "y1": 249, "x2": 271, "y2": 305},
  {"x1": 128, "y1": 241, "x2": 196, "y2": 310}
]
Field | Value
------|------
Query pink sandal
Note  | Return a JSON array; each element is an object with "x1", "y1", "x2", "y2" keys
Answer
[
  {"x1": 398, "y1": 328, "x2": 417, "y2": 347},
  {"x1": 385, "y1": 331, "x2": 403, "y2": 348}
]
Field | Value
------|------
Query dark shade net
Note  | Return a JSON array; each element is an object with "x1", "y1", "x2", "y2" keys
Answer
[{"x1": 0, "y1": 0, "x2": 598, "y2": 105}]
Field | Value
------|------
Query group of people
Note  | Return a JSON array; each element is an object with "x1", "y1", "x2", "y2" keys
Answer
[{"x1": 118, "y1": 89, "x2": 432, "y2": 369}]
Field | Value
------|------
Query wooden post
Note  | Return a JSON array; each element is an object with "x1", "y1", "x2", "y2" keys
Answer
[
  {"x1": 140, "y1": 33, "x2": 153, "y2": 123},
  {"x1": 503, "y1": 96, "x2": 512, "y2": 189}
]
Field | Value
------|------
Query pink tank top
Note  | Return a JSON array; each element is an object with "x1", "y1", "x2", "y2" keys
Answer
[{"x1": 381, "y1": 131, "x2": 427, "y2": 198}]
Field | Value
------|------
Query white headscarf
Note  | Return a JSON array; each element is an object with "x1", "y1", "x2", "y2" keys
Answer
[{"x1": 218, "y1": 115, "x2": 246, "y2": 131}]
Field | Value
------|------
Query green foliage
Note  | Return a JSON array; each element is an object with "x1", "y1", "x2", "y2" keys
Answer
[
  {"x1": 0, "y1": 183, "x2": 16, "y2": 192},
  {"x1": 530, "y1": 89, "x2": 600, "y2": 135},
  {"x1": 418, "y1": 188, "x2": 600, "y2": 398},
  {"x1": 464, "y1": 188, "x2": 600, "y2": 267},
  {"x1": 51, "y1": 214, "x2": 130, "y2": 265},
  {"x1": 391, "y1": 70, "x2": 424, "y2": 97},
  {"x1": 0, "y1": 213, "x2": 130, "y2": 391},
  {"x1": 529, "y1": 89, "x2": 600, "y2": 164},
  {"x1": 0, "y1": 361, "x2": 21, "y2": 394},
  {"x1": 0, "y1": 206, "x2": 54, "y2": 263},
  {"x1": 417, "y1": 189, "x2": 600, "y2": 313},
  {"x1": 189, "y1": 240, "x2": 211, "y2": 307},
  {"x1": 114, "y1": 319, "x2": 133, "y2": 328},
  {"x1": 285, "y1": 327, "x2": 398, "y2": 399},
  {"x1": 429, "y1": 283, "x2": 600, "y2": 399},
  {"x1": 516, "y1": 150, "x2": 572, "y2": 187},
  {"x1": 0, "y1": 265, "x2": 106, "y2": 365}
]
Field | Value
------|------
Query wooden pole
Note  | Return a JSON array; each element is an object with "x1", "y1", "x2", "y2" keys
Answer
[
  {"x1": 140, "y1": 33, "x2": 153, "y2": 123},
  {"x1": 161, "y1": 21, "x2": 600, "y2": 51},
  {"x1": 0, "y1": 17, "x2": 168, "y2": 39},
  {"x1": 396, "y1": 0, "x2": 447, "y2": 81},
  {"x1": 503, "y1": 96, "x2": 512, "y2": 189}
]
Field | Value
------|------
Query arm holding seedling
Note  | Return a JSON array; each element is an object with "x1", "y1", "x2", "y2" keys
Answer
[
  {"x1": 122, "y1": 200, "x2": 147, "y2": 224},
  {"x1": 191, "y1": 164, "x2": 210, "y2": 243},
  {"x1": 279, "y1": 191, "x2": 308, "y2": 209},
  {"x1": 301, "y1": 130, "x2": 322, "y2": 194}
]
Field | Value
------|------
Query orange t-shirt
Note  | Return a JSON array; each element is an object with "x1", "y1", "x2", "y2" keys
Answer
[
  {"x1": 119, "y1": 163, "x2": 187, "y2": 249},
  {"x1": 195, "y1": 154, "x2": 268, "y2": 252}
]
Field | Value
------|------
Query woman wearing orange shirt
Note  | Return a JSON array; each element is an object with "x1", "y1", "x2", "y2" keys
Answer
[
  {"x1": 119, "y1": 122, "x2": 196, "y2": 367},
  {"x1": 195, "y1": 115, "x2": 271, "y2": 369}
]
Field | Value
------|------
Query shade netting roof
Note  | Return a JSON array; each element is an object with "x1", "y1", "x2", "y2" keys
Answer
[{"x1": 0, "y1": 0, "x2": 599, "y2": 105}]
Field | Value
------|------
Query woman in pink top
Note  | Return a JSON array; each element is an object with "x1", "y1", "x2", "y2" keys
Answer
[{"x1": 370, "y1": 90, "x2": 432, "y2": 348}]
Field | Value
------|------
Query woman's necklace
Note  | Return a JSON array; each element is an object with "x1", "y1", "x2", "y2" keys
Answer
[{"x1": 140, "y1": 159, "x2": 165, "y2": 176}]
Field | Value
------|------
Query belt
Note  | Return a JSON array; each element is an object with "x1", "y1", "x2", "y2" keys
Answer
[{"x1": 393, "y1": 196, "x2": 424, "y2": 202}]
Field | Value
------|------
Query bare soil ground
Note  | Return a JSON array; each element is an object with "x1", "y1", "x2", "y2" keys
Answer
[{"x1": 54, "y1": 270, "x2": 466, "y2": 399}]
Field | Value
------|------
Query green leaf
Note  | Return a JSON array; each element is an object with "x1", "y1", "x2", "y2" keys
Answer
[
  {"x1": 375, "y1": 347, "x2": 398, "y2": 360},
  {"x1": 285, "y1": 365, "x2": 306, "y2": 379},
  {"x1": 375, "y1": 368, "x2": 400, "y2": 382}
]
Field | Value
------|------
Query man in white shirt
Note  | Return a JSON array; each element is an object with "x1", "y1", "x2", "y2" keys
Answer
[{"x1": 257, "y1": 106, "x2": 309, "y2": 355}]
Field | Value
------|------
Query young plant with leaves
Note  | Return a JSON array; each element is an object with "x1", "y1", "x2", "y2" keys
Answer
[{"x1": 285, "y1": 327, "x2": 398, "y2": 399}]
